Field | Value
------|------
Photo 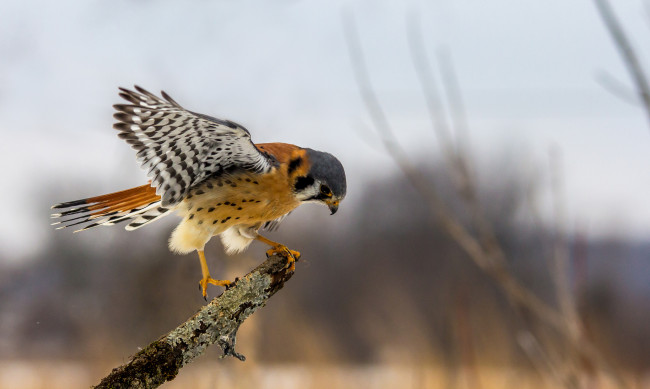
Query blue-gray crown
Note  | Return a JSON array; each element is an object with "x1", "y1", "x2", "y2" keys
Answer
[{"x1": 304, "y1": 148, "x2": 347, "y2": 199}]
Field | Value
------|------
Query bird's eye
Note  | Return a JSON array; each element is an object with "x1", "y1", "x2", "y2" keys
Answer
[{"x1": 320, "y1": 185, "x2": 332, "y2": 197}]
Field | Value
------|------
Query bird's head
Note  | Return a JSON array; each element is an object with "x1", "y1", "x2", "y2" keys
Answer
[{"x1": 292, "y1": 148, "x2": 346, "y2": 215}]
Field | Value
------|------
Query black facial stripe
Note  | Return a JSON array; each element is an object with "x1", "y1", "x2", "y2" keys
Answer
[
  {"x1": 294, "y1": 175, "x2": 314, "y2": 192},
  {"x1": 288, "y1": 156, "x2": 303, "y2": 175}
]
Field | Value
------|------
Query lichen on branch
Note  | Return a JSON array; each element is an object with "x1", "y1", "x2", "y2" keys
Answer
[{"x1": 94, "y1": 253, "x2": 295, "y2": 389}]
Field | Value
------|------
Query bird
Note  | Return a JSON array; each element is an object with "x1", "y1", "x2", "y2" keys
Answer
[{"x1": 51, "y1": 86, "x2": 347, "y2": 298}]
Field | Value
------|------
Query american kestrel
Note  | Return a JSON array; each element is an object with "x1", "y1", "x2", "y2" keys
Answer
[{"x1": 52, "y1": 86, "x2": 347, "y2": 298}]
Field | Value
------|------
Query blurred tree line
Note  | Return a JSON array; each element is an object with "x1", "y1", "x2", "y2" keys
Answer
[{"x1": 0, "y1": 157, "x2": 648, "y2": 379}]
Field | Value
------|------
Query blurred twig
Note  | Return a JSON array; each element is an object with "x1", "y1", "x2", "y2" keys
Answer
[
  {"x1": 342, "y1": 8, "x2": 561, "y2": 334},
  {"x1": 549, "y1": 147, "x2": 580, "y2": 338},
  {"x1": 93, "y1": 254, "x2": 294, "y2": 389},
  {"x1": 406, "y1": 13, "x2": 504, "y2": 266},
  {"x1": 517, "y1": 331, "x2": 571, "y2": 388},
  {"x1": 342, "y1": 10, "x2": 629, "y2": 389},
  {"x1": 345, "y1": 21, "x2": 566, "y2": 371},
  {"x1": 406, "y1": 12, "x2": 455, "y2": 154},
  {"x1": 549, "y1": 147, "x2": 583, "y2": 388},
  {"x1": 595, "y1": 70, "x2": 642, "y2": 106},
  {"x1": 406, "y1": 15, "x2": 466, "y2": 198},
  {"x1": 593, "y1": 0, "x2": 650, "y2": 128},
  {"x1": 437, "y1": 48, "x2": 471, "y2": 151}
]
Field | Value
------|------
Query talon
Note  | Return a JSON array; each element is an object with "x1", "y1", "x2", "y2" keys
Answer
[
  {"x1": 265, "y1": 245, "x2": 299, "y2": 272},
  {"x1": 256, "y1": 236, "x2": 300, "y2": 272},
  {"x1": 284, "y1": 249, "x2": 300, "y2": 272},
  {"x1": 225, "y1": 279, "x2": 237, "y2": 290},
  {"x1": 199, "y1": 276, "x2": 232, "y2": 299},
  {"x1": 286, "y1": 258, "x2": 296, "y2": 272},
  {"x1": 265, "y1": 245, "x2": 300, "y2": 259}
]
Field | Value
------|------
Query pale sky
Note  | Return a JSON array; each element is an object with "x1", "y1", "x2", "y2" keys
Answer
[{"x1": 1, "y1": 0, "x2": 649, "y2": 259}]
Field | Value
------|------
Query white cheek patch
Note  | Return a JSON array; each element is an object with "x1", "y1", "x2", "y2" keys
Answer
[{"x1": 294, "y1": 180, "x2": 322, "y2": 201}]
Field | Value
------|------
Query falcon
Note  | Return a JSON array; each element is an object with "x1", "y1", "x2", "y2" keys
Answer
[{"x1": 51, "y1": 86, "x2": 347, "y2": 298}]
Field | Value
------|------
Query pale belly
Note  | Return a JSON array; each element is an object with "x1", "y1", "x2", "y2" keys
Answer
[{"x1": 167, "y1": 171, "x2": 299, "y2": 254}]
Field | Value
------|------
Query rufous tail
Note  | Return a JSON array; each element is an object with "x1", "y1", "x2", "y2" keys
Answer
[{"x1": 51, "y1": 184, "x2": 169, "y2": 232}]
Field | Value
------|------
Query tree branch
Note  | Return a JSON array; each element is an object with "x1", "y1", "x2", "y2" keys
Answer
[
  {"x1": 593, "y1": 0, "x2": 650, "y2": 129},
  {"x1": 342, "y1": 10, "x2": 630, "y2": 388},
  {"x1": 93, "y1": 253, "x2": 294, "y2": 389}
]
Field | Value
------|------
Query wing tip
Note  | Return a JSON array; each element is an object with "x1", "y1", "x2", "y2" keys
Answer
[{"x1": 160, "y1": 90, "x2": 182, "y2": 107}]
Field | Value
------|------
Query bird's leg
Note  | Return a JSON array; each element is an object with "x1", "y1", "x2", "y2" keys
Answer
[
  {"x1": 255, "y1": 234, "x2": 300, "y2": 272},
  {"x1": 197, "y1": 250, "x2": 231, "y2": 299}
]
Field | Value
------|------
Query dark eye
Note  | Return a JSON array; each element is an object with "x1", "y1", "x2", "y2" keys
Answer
[{"x1": 320, "y1": 185, "x2": 332, "y2": 197}]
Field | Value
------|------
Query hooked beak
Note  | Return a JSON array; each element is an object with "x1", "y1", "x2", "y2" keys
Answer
[{"x1": 327, "y1": 200, "x2": 340, "y2": 215}]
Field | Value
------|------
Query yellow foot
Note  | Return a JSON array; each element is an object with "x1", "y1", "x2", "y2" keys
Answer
[
  {"x1": 265, "y1": 245, "x2": 301, "y2": 272},
  {"x1": 199, "y1": 276, "x2": 232, "y2": 300}
]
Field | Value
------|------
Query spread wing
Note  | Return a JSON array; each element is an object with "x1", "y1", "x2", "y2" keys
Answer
[{"x1": 114, "y1": 86, "x2": 275, "y2": 207}]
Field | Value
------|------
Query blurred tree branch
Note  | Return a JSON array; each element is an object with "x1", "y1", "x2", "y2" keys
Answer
[
  {"x1": 93, "y1": 254, "x2": 294, "y2": 389},
  {"x1": 342, "y1": 8, "x2": 561, "y2": 334},
  {"x1": 593, "y1": 0, "x2": 650, "y2": 129},
  {"x1": 342, "y1": 10, "x2": 629, "y2": 389}
]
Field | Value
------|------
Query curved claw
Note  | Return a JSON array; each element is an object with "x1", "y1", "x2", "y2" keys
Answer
[
  {"x1": 256, "y1": 235, "x2": 300, "y2": 272},
  {"x1": 265, "y1": 245, "x2": 300, "y2": 272},
  {"x1": 199, "y1": 276, "x2": 232, "y2": 299}
]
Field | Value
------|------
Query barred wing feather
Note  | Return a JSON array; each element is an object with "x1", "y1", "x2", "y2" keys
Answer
[{"x1": 113, "y1": 86, "x2": 274, "y2": 207}]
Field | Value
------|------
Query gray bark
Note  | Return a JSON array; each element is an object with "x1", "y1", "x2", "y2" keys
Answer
[{"x1": 93, "y1": 253, "x2": 294, "y2": 389}]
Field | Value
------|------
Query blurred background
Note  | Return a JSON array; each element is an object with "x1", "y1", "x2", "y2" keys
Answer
[{"x1": 1, "y1": 0, "x2": 649, "y2": 388}]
